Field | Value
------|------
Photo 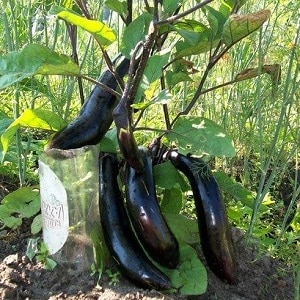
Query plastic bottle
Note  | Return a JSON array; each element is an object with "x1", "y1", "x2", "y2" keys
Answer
[{"x1": 39, "y1": 145, "x2": 99, "y2": 273}]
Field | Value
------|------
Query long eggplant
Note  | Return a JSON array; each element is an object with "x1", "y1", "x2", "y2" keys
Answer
[
  {"x1": 168, "y1": 151, "x2": 236, "y2": 284},
  {"x1": 46, "y1": 55, "x2": 130, "y2": 150},
  {"x1": 99, "y1": 153, "x2": 171, "y2": 290},
  {"x1": 125, "y1": 147, "x2": 179, "y2": 269}
]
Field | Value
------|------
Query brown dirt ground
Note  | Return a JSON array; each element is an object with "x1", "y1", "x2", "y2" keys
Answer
[{"x1": 0, "y1": 177, "x2": 296, "y2": 300}]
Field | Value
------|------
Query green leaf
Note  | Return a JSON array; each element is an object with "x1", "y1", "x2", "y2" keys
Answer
[
  {"x1": 172, "y1": 19, "x2": 221, "y2": 58},
  {"x1": 105, "y1": 0, "x2": 127, "y2": 16},
  {"x1": 1, "y1": 109, "x2": 66, "y2": 158},
  {"x1": 154, "y1": 161, "x2": 189, "y2": 191},
  {"x1": 0, "y1": 205, "x2": 22, "y2": 228},
  {"x1": 161, "y1": 188, "x2": 183, "y2": 214},
  {"x1": 2, "y1": 186, "x2": 40, "y2": 218},
  {"x1": 99, "y1": 136, "x2": 118, "y2": 153},
  {"x1": 214, "y1": 171, "x2": 268, "y2": 211},
  {"x1": 164, "y1": 213, "x2": 200, "y2": 244},
  {"x1": 44, "y1": 257, "x2": 57, "y2": 270},
  {"x1": 131, "y1": 89, "x2": 172, "y2": 110},
  {"x1": 50, "y1": 5, "x2": 116, "y2": 47},
  {"x1": 26, "y1": 238, "x2": 39, "y2": 261},
  {"x1": 162, "y1": 0, "x2": 182, "y2": 15},
  {"x1": 222, "y1": 9, "x2": 271, "y2": 47},
  {"x1": 0, "y1": 44, "x2": 80, "y2": 89},
  {"x1": 162, "y1": 242, "x2": 207, "y2": 295},
  {"x1": 121, "y1": 12, "x2": 152, "y2": 57},
  {"x1": 136, "y1": 51, "x2": 170, "y2": 102},
  {"x1": 0, "y1": 117, "x2": 13, "y2": 135},
  {"x1": 219, "y1": 0, "x2": 247, "y2": 15},
  {"x1": 166, "y1": 70, "x2": 193, "y2": 86},
  {"x1": 175, "y1": 38, "x2": 220, "y2": 58},
  {"x1": 31, "y1": 214, "x2": 43, "y2": 235},
  {"x1": 143, "y1": 52, "x2": 170, "y2": 85},
  {"x1": 203, "y1": 5, "x2": 227, "y2": 37},
  {"x1": 167, "y1": 116, "x2": 235, "y2": 157}
]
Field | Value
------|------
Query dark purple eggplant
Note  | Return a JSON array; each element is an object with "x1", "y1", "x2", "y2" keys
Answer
[
  {"x1": 125, "y1": 147, "x2": 179, "y2": 269},
  {"x1": 168, "y1": 151, "x2": 236, "y2": 284},
  {"x1": 99, "y1": 153, "x2": 171, "y2": 290},
  {"x1": 46, "y1": 55, "x2": 130, "y2": 150}
]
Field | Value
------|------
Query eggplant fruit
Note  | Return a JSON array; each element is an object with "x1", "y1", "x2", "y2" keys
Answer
[
  {"x1": 46, "y1": 55, "x2": 130, "y2": 150},
  {"x1": 168, "y1": 151, "x2": 236, "y2": 284},
  {"x1": 99, "y1": 153, "x2": 171, "y2": 290},
  {"x1": 125, "y1": 147, "x2": 179, "y2": 269}
]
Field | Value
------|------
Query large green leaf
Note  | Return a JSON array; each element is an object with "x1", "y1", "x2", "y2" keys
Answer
[
  {"x1": 2, "y1": 186, "x2": 40, "y2": 218},
  {"x1": 50, "y1": 5, "x2": 116, "y2": 47},
  {"x1": 164, "y1": 213, "x2": 200, "y2": 244},
  {"x1": 160, "y1": 188, "x2": 183, "y2": 214},
  {"x1": 162, "y1": 242, "x2": 207, "y2": 295},
  {"x1": 136, "y1": 51, "x2": 170, "y2": 102},
  {"x1": 0, "y1": 44, "x2": 80, "y2": 89},
  {"x1": 222, "y1": 9, "x2": 271, "y2": 47},
  {"x1": 0, "y1": 186, "x2": 40, "y2": 229},
  {"x1": 120, "y1": 12, "x2": 152, "y2": 57},
  {"x1": 167, "y1": 116, "x2": 235, "y2": 157},
  {"x1": 154, "y1": 161, "x2": 189, "y2": 192},
  {"x1": 1, "y1": 109, "x2": 66, "y2": 158}
]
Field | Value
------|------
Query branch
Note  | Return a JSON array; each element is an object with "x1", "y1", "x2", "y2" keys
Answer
[
  {"x1": 79, "y1": 74, "x2": 121, "y2": 98},
  {"x1": 157, "y1": 0, "x2": 214, "y2": 25},
  {"x1": 113, "y1": 20, "x2": 158, "y2": 171}
]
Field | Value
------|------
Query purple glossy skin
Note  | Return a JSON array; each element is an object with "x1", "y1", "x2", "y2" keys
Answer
[
  {"x1": 46, "y1": 57, "x2": 130, "y2": 150},
  {"x1": 99, "y1": 154, "x2": 171, "y2": 290},
  {"x1": 169, "y1": 151, "x2": 237, "y2": 284},
  {"x1": 125, "y1": 147, "x2": 179, "y2": 269}
]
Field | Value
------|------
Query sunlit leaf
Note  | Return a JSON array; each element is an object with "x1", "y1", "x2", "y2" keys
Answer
[
  {"x1": 131, "y1": 89, "x2": 172, "y2": 110},
  {"x1": 222, "y1": 9, "x2": 271, "y2": 47},
  {"x1": 50, "y1": 5, "x2": 116, "y2": 47},
  {"x1": 219, "y1": 0, "x2": 247, "y2": 16},
  {"x1": 1, "y1": 109, "x2": 66, "y2": 158},
  {"x1": 0, "y1": 44, "x2": 80, "y2": 89},
  {"x1": 167, "y1": 116, "x2": 235, "y2": 157}
]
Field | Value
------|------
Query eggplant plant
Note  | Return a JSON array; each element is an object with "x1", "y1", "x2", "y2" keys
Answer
[{"x1": 0, "y1": 0, "x2": 277, "y2": 296}]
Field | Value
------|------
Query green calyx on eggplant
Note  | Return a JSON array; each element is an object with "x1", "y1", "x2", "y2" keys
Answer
[
  {"x1": 168, "y1": 151, "x2": 237, "y2": 284},
  {"x1": 46, "y1": 55, "x2": 130, "y2": 151},
  {"x1": 99, "y1": 153, "x2": 171, "y2": 290},
  {"x1": 125, "y1": 146, "x2": 179, "y2": 269}
]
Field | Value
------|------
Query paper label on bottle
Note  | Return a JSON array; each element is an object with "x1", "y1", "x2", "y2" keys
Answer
[{"x1": 39, "y1": 161, "x2": 69, "y2": 254}]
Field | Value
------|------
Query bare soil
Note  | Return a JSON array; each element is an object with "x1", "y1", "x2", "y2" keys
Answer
[{"x1": 0, "y1": 177, "x2": 296, "y2": 300}]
